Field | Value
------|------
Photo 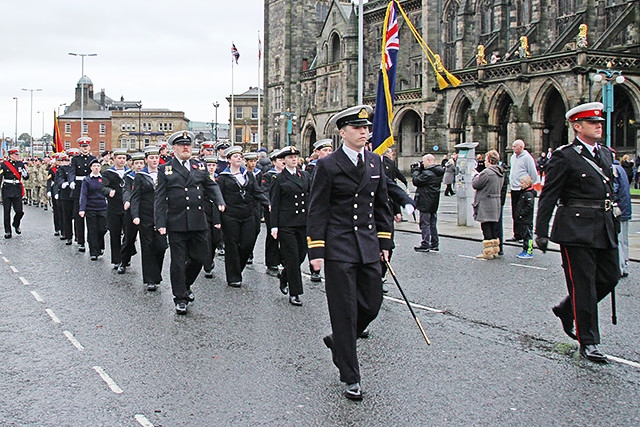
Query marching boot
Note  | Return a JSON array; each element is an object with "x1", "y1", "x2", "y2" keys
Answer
[
  {"x1": 491, "y1": 239, "x2": 501, "y2": 258},
  {"x1": 475, "y1": 240, "x2": 495, "y2": 260}
]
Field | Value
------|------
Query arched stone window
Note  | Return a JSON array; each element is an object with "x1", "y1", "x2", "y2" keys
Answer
[
  {"x1": 443, "y1": 0, "x2": 459, "y2": 70},
  {"x1": 480, "y1": 0, "x2": 493, "y2": 35},
  {"x1": 516, "y1": 0, "x2": 531, "y2": 26},
  {"x1": 331, "y1": 33, "x2": 340, "y2": 63}
]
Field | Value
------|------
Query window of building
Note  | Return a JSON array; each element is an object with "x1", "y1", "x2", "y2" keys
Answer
[
  {"x1": 64, "y1": 123, "x2": 71, "y2": 133},
  {"x1": 331, "y1": 33, "x2": 340, "y2": 63},
  {"x1": 64, "y1": 140, "x2": 70, "y2": 150},
  {"x1": 443, "y1": 1, "x2": 459, "y2": 70},
  {"x1": 99, "y1": 141, "x2": 105, "y2": 151},
  {"x1": 275, "y1": 87, "x2": 283, "y2": 111},
  {"x1": 236, "y1": 107, "x2": 243, "y2": 119},
  {"x1": 121, "y1": 138, "x2": 127, "y2": 149},
  {"x1": 235, "y1": 129, "x2": 243, "y2": 143},
  {"x1": 130, "y1": 138, "x2": 137, "y2": 150},
  {"x1": 144, "y1": 138, "x2": 150, "y2": 147},
  {"x1": 100, "y1": 123, "x2": 106, "y2": 134},
  {"x1": 82, "y1": 123, "x2": 88, "y2": 134},
  {"x1": 251, "y1": 106, "x2": 258, "y2": 119},
  {"x1": 480, "y1": 1, "x2": 493, "y2": 34},
  {"x1": 413, "y1": 61, "x2": 422, "y2": 88}
]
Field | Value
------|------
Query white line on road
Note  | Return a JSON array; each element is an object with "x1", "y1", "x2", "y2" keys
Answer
[
  {"x1": 608, "y1": 355, "x2": 640, "y2": 369},
  {"x1": 10, "y1": 266, "x2": 18, "y2": 273},
  {"x1": 30, "y1": 291, "x2": 43, "y2": 302},
  {"x1": 45, "y1": 308, "x2": 61, "y2": 323},
  {"x1": 19, "y1": 277, "x2": 29, "y2": 285},
  {"x1": 509, "y1": 263, "x2": 548, "y2": 271},
  {"x1": 459, "y1": 254, "x2": 485, "y2": 260},
  {"x1": 63, "y1": 331, "x2": 84, "y2": 351},
  {"x1": 134, "y1": 414, "x2": 154, "y2": 427},
  {"x1": 2, "y1": 256, "x2": 9, "y2": 263},
  {"x1": 384, "y1": 295, "x2": 445, "y2": 313},
  {"x1": 93, "y1": 366, "x2": 123, "y2": 394}
]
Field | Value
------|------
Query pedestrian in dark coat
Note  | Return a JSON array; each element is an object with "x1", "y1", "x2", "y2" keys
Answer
[
  {"x1": 535, "y1": 102, "x2": 619, "y2": 363},
  {"x1": 443, "y1": 154, "x2": 457, "y2": 196},
  {"x1": 612, "y1": 155, "x2": 632, "y2": 277},
  {"x1": 412, "y1": 154, "x2": 444, "y2": 251}
]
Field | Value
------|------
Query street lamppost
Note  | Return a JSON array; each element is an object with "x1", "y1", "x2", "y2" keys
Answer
[
  {"x1": 136, "y1": 102, "x2": 142, "y2": 150},
  {"x1": 68, "y1": 52, "x2": 97, "y2": 138},
  {"x1": 12, "y1": 97, "x2": 18, "y2": 148},
  {"x1": 279, "y1": 109, "x2": 297, "y2": 146},
  {"x1": 21, "y1": 88, "x2": 42, "y2": 156},
  {"x1": 213, "y1": 101, "x2": 219, "y2": 141},
  {"x1": 592, "y1": 61, "x2": 625, "y2": 147}
]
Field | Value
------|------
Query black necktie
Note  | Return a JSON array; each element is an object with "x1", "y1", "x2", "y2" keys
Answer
[
  {"x1": 593, "y1": 146, "x2": 600, "y2": 164},
  {"x1": 356, "y1": 153, "x2": 364, "y2": 177}
]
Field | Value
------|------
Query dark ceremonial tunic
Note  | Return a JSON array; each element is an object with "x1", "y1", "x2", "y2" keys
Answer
[
  {"x1": 0, "y1": 159, "x2": 29, "y2": 233},
  {"x1": 101, "y1": 166, "x2": 130, "y2": 265},
  {"x1": 68, "y1": 153, "x2": 96, "y2": 245}
]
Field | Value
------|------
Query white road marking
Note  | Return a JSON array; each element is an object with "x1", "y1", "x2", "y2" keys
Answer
[
  {"x1": 608, "y1": 355, "x2": 640, "y2": 369},
  {"x1": 2, "y1": 256, "x2": 10, "y2": 263},
  {"x1": 383, "y1": 295, "x2": 445, "y2": 313},
  {"x1": 509, "y1": 263, "x2": 548, "y2": 271},
  {"x1": 30, "y1": 291, "x2": 43, "y2": 302},
  {"x1": 134, "y1": 414, "x2": 154, "y2": 427},
  {"x1": 46, "y1": 309, "x2": 61, "y2": 323},
  {"x1": 19, "y1": 277, "x2": 29, "y2": 285},
  {"x1": 63, "y1": 330, "x2": 84, "y2": 351},
  {"x1": 10, "y1": 266, "x2": 18, "y2": 273},
  {"x1": 93, "y1": 366, "x2": 123, "y2": 394},
  {"x1": 458, "y1": 254, "x2": 485, "y2": 260}
]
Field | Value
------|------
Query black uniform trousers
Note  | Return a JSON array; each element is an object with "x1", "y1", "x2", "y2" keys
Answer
[
  {"x1": 167, "y1": 230, "x2": 208, "y2": 304},
  {"x1": 264, "y1": 210, "x2": 280, "y2": 268},
  {"x1": 510, "y1": 189, "x2": 522, "y2": 239},
  {"x1": 85, "y1": 210, "x2": 107, "y2": 257},
  {"x1": 222, "y1": 214, "x2": 257, "y2": 284},
  {"x1": 119, "y1": 211, "x2": 138, "y2": 266},
  {"x1": 204, "y1": 223, "x2": 222, "y2": 272},
  {"x1": 60, "y1": 199, "x2": 74, "y2": 241},
  {"x1": 278, "y1": 226, "x2": 307, "y2": 297},
  {"x1": 72, "y1": 198, "x2": 86, "y2": 245},
  {"x1": 139, "y1": 224, "x2": 166, "y2": 285},
  {"x1": 2, "y1": 191, "x2": 24, "y2": 233},
  {"x1": 557, "y1": 245, "x2": 619, "y2": 345},
  {"x1": 325, "y1": 259, "x2": 383, "y2": 384},
  {"x1": 107, "y1": 211, "x2": 125, "y2": 265},
  {"x1": 52, "y1": 197, "x2": 62, "y2": 233}
]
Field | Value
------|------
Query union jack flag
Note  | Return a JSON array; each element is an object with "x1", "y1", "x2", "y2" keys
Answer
[
  {"x1": 383, "y1": 3, "x2": 399, "y2": 70},
  {"x1": 231, "y1": 43, "x2": 240, "y2": 64}
]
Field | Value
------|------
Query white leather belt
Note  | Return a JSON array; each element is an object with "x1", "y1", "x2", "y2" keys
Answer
[
  {"x1": 3, "y1": 179, "x2": 20, "y2": 184},
  {"x1": 75, "y1": 176, "x2": 86, "y2": 181}
]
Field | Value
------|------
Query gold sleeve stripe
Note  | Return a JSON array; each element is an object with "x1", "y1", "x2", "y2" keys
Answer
[
  {"x1": 307, "y1": 237, "x2": 325, "y2": 248},
  {"x1": 377, "y1": 232, "x2": 392, "y2": 239}
]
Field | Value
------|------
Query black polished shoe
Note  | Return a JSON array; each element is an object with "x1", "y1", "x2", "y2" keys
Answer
[
  {"x1": 358, "y1": 328, "x2": 370, "y2": 339},
  {"x1": 430, "y1": 246, "x2": 439, "y2": 252},
  {"x1": 278, "y1": 273, "x2": 288, "y2": 295},
  {"x1": 204, "y1": 270, "x2": 213, "y2": 279},
  {"x1": 414, "y1": 246, "x2": 430, "y2": 252},
  {"x1": 310, "y1": 272, "x2": 322, "y2": 282},
  {"x1": 117, "y1": 263, "x2": 126, "y2": 274},
  {"x1": 266, "y1": 266, "x2": 279, "y2": 277},
  {"x1": 552, "y1": 306, "x2": 577, "y2": 340},
  {"x1": 580, "y1": 344, "x2": 608, "y2": 363},
  {"x1": 323, "y1": 335, "x2": 338, "y2": 368},
  {"x1": 344, "y1": 382, "x2": 363, "y2": 401},
  {"x1": 175, "y1": 302, "x2": 188, "y2": 315},
  {"x1": 505, "y1": 237, "x2": 520, "y2": 242},
  {"x1": 228, "y1": 281, "x2": 242, "y2": 288},
  {"x1": 187, "y1": 290, "x2": 195, "y2": 302},
  {"x1": 78, "y1": 245, "x2": 86, "y2": 253},
  {"x1": 14, "y1": 226, "x2": 21, "y2": 235},
  {"x1": 90, "y1": 256, "x2": 98, "y2": 261},
  {"x1": 4, "y1": 233, "x2": 11, "y2": 239},
  {"x1": 65, "y1": 239, "x2": 72, "y2": 245},
  {"x1": 289, "y1": 295, "x2": 302, "y2": 306},
  {"x1": 54, "y1": 231, "x2": 60, "y2": 236},
  {"x1": 146, "y1": 283, "x2": 157, "y2": 292}
]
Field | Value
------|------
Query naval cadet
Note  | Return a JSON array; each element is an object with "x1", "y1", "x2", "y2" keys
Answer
[
  {"x1": 307, "y1": 105, "x2": 393, "y2": 400},
  {"x1": 155, "y1": 131, "x2": 226, "y2": 315},
  {"x1": 535, "y1": 102, "x2": 619, "y2": 363},
  {"x1": 68, "y1": 137, "x2": 97, "y2": 252},
  {"x1": 131, "y1": 146, "x2": 167, "y2": 292},
  {"x1": 270, "y1": 146, "x2": 311, "y2": 306},
  {"x1": 101, "y1": 148, "x2": 131, "y2": 269},
  {"x1": 202, "y1": 156, "x2": 222, "y2": 278},
  {"x1": 214, "y1": 141, "x2": 231, "y2": 173},
  {"x1": 119, "y1": 151, "x2": 145, "y2": 274},
  {"x1": 244, "y1": 152, "x2": 263, "y2": 265},
  {"x1": 0, "y1": 148, "x2": 29, "y2": 238},
  {"x1": 261, "y1": 149, "x2": 284, "y2": 275}
]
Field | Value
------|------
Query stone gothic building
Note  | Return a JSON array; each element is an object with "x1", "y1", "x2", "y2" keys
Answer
[{"x1": 264, "y1": 0, "x2": 640, "y2": 168}]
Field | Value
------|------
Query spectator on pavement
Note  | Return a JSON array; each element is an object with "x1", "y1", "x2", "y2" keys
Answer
[
  {"x1": 472, "y1": 150, "x2": 505, "y2": 259},
  {"x1": 412, "y1": 154, "x2": 445, "y2": 252},
  {"x1": 443, "y1": 153, "x2": 457, "y2": 196},
  {"x1": 612, "y1": 151, "x2": 632, "y2": 277},
  {"x1": 507, "y1": 139, "x2": 538, "y2": 242},
  {"x1": 514, "y1": 175, "x2": 535, "y2": 259}
]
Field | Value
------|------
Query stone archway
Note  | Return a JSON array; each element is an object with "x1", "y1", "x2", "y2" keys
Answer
[
  {"x1": 495, "y1": 95, "x2": 514, "y2": 163},
  {"x1": 611, "y1": 86, "x2": 637, "y2": 154},
  {"x1": 543, "y1": 87, "x2": 568, "y2": 151},
  {"x1": 396, "y1": 109, "x2": 422, "y2": 155}
]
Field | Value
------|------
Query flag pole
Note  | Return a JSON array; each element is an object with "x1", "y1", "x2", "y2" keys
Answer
[
  {"x1": 231, "y1": 42, "x2": 235, "y2": 145},
  {"x1": 357, "y1": 0, "x2": 364, "y2": 104},
  {"x1": 257, "y1": 31, "x2": 262, "y2": 150}
]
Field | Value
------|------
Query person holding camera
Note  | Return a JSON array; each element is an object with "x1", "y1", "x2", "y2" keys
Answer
[{"x1": 412, "y1": 154, "x2": 444, "y2": 252}]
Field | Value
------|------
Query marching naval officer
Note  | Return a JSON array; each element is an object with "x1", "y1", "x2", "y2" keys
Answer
[
  {"x1": 535, "y1": 102, "x2": 619, "y2": 363},
  {"x1": 68, "y1": 137, "x2": 97, "y2": 252},
  {"x1": 154, "y1": 131, "x2": 226, "y2": 315},
  {"x1": 307, "y1": 105, "x2": 393, "y2": 400},
  {"x1": 0, "y1": 148, "x2": 29, "y2": 238}
]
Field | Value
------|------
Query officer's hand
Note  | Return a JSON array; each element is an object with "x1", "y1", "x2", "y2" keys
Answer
[
  {"x1": 535, "y1": 236, "x2": 549, "y2": 253},
  {"x1": 109, "y1": 189, "x2": 116, "y2": 198},
  {"x1": 310, "y1": 258, "x2": 324, "y2": 271},
  {"x1": 124, "y1": 201, "x2": 130, "y2": 210},
  {"x1": 69, "y1": 182, "x2": 75, "y2": 190},
  {"x1": 158, "y1": 227, "x2": 166, "y2": 235},
  {"x1": 218, "y1": 205, "x2": 226, "y2": 212},
  {"x1": 79, "y1": 211, "x2": 85, "y2": 218},
  {"x1": 271, "y1": 228, "x2": 278, "y2": 239},
  {"x1": 381, "y1": 250, "x2": 390, "y2": 262},
  {"x1": 132, "y1": 218, "x2": 140, "y2": 225},
  {"x1": 394, "y1": 213, "x2": 402, "y2": 223},
  {"x1": 214, "y1": 224, "x2": 221, "y2": 229}
]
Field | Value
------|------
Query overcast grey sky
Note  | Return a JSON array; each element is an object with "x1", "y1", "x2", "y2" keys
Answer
[{"x1": 1, "y1": 0, "x2": 264, "y2": 140}]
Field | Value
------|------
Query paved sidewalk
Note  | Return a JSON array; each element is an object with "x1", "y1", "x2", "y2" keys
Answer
[{"x1": 396, "y1": 186, "x2": 640, "y2": 261}]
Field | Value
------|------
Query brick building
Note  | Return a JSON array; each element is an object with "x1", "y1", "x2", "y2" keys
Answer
[{"x1": 227, "y1": 87, "x2": 263, "y2": 151}]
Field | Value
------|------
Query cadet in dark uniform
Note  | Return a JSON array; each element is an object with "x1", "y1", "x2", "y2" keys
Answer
[
  {"x1": 305, "y1": 139, "x2": 333, "y2": 176},
  {"x1": 46, "y1": 155, "x2": 62, "y2": 235},
  {"x1": 131, "y1": 146, "x2": 167, "y2": 292},
  {"x1": 55, "y1": 152, "x2": 75, "y2": 244},
  {"x1": 79, "y1": 159, "x2": 108, "y2": 260},
  {"x1": 214, "y1": 141, "x2": 231, "y2": 173},
  {"x1": 535, "y1": 102, "x2": 619, "y2": 363},
  {"x1": 68, "y1": 137, "x2": 97, "y2": 252},
  {"x1": 261, "y1": 149, "x2": 284, "y2": 275},
  {"x1": 307, "y1": 105, "x2": 393, "y2": 400},
  {"x1": 217, "y1": 146, "x2": 270, "y2": 287},
  {"x1": 0, "y1": 148, "x2": 29, "y2": 238},
  {"x1": 119, "y1": 151, "x2": 144, "y2": 273},
  {"x1": 202, "y1": 156, "x2": 222, "y2": 278},
  {"x1": 155, "y1": 131, "x2": 226, "y2": 315},
  {"x1": 101, "y1": 148, "x2": 131, "y2": 269},
  {"x1": 269, "y1": 146, "x2": 311, "y2": 306},
  {"x1": 243, "y1": 152, "x2": 263, "y2": 265}
]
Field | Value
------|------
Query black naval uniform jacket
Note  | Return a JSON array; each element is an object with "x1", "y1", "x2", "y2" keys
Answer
[
  {"x1": 270, "y1": 168, "x2": 311, "y2": 228},
  {"x1": 154, "y1": 158, "x2": 225, "y2": 232},
  {"x1": 68, "y1": 154, "x2": 97, "y2": 199},
  {"x1": 0, "y1": 159, "x2": 29, "y2": 198},
  {"x1": 131, "y1": 169, "x2": 158, "y2": 226},
  {"x1": 535, "y1": 139, "x2": 618, "y2": 249},
  {"x1": 101, "y1": 167, "x2": 130, "y2": 214},
  {"x1": 307, "y1": 148, "x2": 393, "y2": 264}
]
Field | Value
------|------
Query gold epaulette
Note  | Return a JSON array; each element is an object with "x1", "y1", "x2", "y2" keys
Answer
[
  {"x1": 377, "y1": 231, "x2": 392, "y2": 239},
  {"x1": 307, "y1": 236, "x2": 325, "y2": 248}
]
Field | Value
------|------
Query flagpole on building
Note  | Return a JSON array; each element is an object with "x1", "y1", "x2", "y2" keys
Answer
[
  {"x1": 257, "y1": 31, "x2": 262, "y2": 150},
  {"x1": 231, "y1": 43, "x2": 235, "y2": 145},
  {"x1": 358, "y1": 0, "x2": 364, "y2": 104}
]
